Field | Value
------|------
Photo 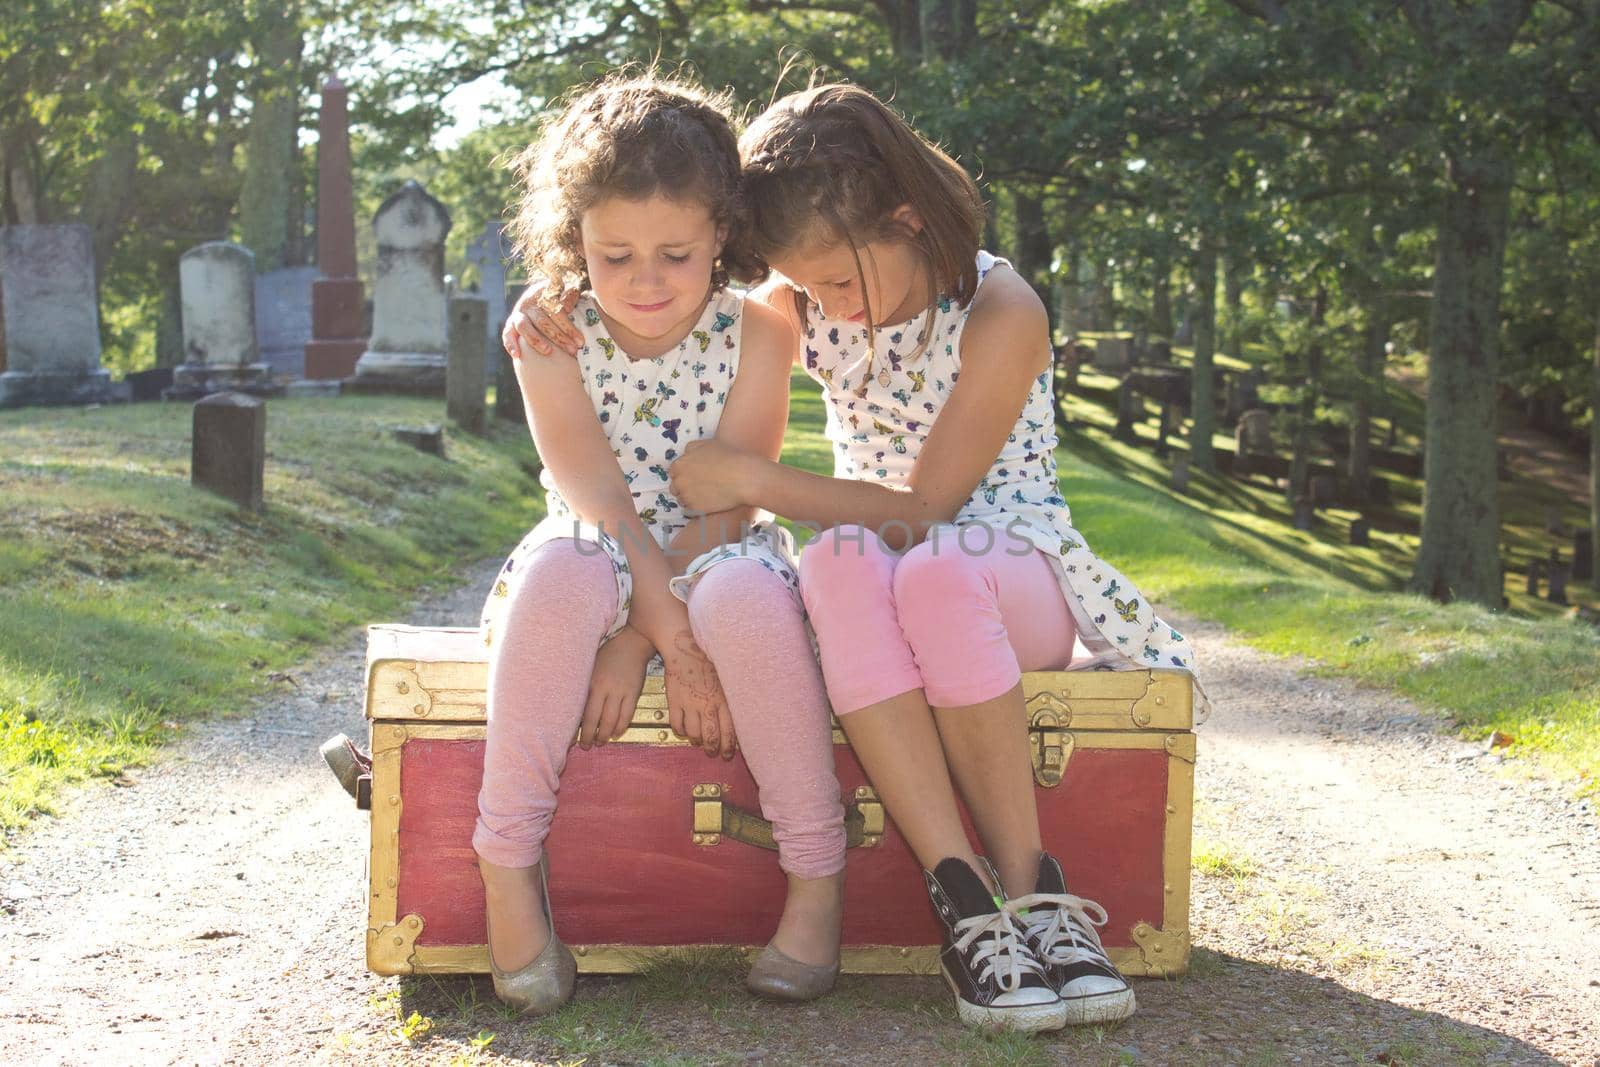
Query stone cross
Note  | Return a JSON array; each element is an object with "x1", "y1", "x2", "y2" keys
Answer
[
  {"x1": 168, "y1": 242, "x2": 279, "y2": 399},
  {"x1": 0, "y1": 224, "x2": 116, "y2": 408},
  {"x1": 350, "y1": 180, "x2": 452, "y2": 391},
  {"x1": 447, "y1": 296, "x2": 488, "y2": 434},
  {"x1": 192, "y1": 392, "x2": 266, "y2": 511}
]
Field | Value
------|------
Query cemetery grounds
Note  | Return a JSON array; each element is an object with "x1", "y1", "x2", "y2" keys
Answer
[{"x1": 0, "y1": 379, "x2": 1597, "y2": 1066}]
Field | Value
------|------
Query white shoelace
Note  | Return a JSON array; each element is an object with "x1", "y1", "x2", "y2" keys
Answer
[
  {"x1": 1006, "y1": 892, "x2": 1113, "y2": 968},
  {"x1": 950, "y1": 909, "x2": 1046, "y2": 993}
]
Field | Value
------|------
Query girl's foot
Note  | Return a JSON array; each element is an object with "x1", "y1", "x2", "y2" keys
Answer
[
  {"x1": 478, "y1": 857, "x2": 552, "y2": 972},
  {"x1": 769, "y1": 870, "x2": 845, "y2": 967}
]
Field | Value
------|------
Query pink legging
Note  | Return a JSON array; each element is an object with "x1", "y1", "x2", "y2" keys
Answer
[
  {"x1": 799, "y1": 524, "x2": 1078, "y2": 713},
  {"x1": 473, "y1": 539, "x2": 845, "y2": 879}
]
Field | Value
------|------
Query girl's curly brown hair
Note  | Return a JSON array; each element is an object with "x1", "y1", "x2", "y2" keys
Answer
[{"x1": 507, "y1": 70, "x2": 762, "y2": 293}]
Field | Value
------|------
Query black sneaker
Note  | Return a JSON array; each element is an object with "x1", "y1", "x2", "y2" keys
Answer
[
  {"x1": 924, "y1": 858, "x2": 1066, "y2": 1032},
  {"x1": 1004, "y1": 853, "x2": 1136, "y2": 1025}
]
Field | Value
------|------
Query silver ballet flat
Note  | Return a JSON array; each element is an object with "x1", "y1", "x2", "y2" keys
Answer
[
  {"x1": 745, "y1": 943, "x2": 840, "y2": 1002},
  {"x1": 486, "y1": 855, "x2": 576, "y2": 1015}
]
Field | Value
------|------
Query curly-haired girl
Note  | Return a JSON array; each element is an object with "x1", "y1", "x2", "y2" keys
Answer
[{"x1": 475, "y1": 71, "x2": 845, "y2": 1015}]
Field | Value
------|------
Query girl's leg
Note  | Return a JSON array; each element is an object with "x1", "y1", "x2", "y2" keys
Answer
[
  {"x1": 474, "y1": 539, "x2": 618, "y2": 971},
  {"x1": 798, "y1": 526, "x2": 986, "y2": 886},
  {"x1": 891, "y1": 533, "x2": 1076, "y2": 899},
  {"x1": 685, "y1": 560, "x2": 846, "y2": 967}
]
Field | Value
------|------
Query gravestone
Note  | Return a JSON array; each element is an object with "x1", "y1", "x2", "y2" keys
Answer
[
  {"x1": 349, "y1": 180, "x2": 452, "y2": 393},
  {"x1": 446, "y1": 296, "x2": 488, "y2": 435},
  {"x1": 1233, "y1": 408, "x2": 1273, "y2": 476},
  {"x1": 1575, "y1": 529, "x2": 1593, "y2": 583},
  {"x1": 305, "y1": 76, "x2": 369, "y2": 379},
  {"x1": 1093, "y1": 337, "x2": 1129, "y2": 373},
  {"x1": 1349, "y1": 517, "x2": 1370, "y2": 547},
  {"x1": 464, "y1": 222, "x2": 510, "y2": 391},
  {"x1": 0, "y1": 224, "x2": 117, "y2": 408},
  {"x1": 192, "y1": 392, "x2": 265, "y2": 511},
  {"x1": 1170, "y1": 454, "x2": 1191, "y2": 494},
  {"x1": 256, "y1": 266, "x2": 317, "y2": 379},
  {"x1": 1113, "y1": 384, "x2": 1142, "y2": 444},
  {"x1": 168, "y1": 242, "x2": 280, "y2": 400},
  {"x1": 393, "y1": 424, "x2": 445, "y2": 457},
  {"x1": 496, "y1": 283, "x2": 525, "y2": 423},
  {"x1": 1292, "y1": 498, "x2": 1314, "y2": 531}
]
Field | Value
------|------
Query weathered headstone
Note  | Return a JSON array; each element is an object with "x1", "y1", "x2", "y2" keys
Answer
[
  {"x1": 0, "y1": 224, "x2": 117, "y2": 408},
  {"x1": 305, "y1": 76, "x2": 369, "y2": 380},
  {"x1": 465, "y1": 222, "x2": 510, "y2": 390},
  {"x1": 1233, "y1": 408, "x2": 1273, "y2": 476},
  {"x1": 1170, "y1": 454, "x2": 1191, "y2": 494},
  {"x1": 192, "y1": 392, "x2": 265, "y2": 511},
  {"x1": 1574, "y1": 529, "x2": 1593, "y2": 583},
  {"x1": 447, "y1": 296, "x2": 488, "y2": 435},
  {"x1": 168, "y1": 242, "x2": 280, "y2": 400},
  {"x1": 1349, "y1": 517, "x2": 1371, "y2": 547},
  {"x1": 393, "y1": 424, "x2": 445, "y2": 457},
  {"x1": 1113, "y1": 384, "x2": 1142, "y2": 444},
  {"x1": 1093, "y1": 337, "x2": 1129, "y2": 373},
  {"x1": 1309, "y1": 474, "x2": 1339, "y2": 510},
  {"x1": 349, "y1": 180, "x2": 452, "y2": 393},
  {"x1": 255, "y1": 266, "x2": 317, "y2": 379}
]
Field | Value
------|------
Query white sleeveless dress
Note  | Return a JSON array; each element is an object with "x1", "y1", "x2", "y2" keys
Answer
[
  {"x1": 480, "y1": 287, "x2": 801, "y2": 654},
  {"x1": 793, "y1": 252, "x2": 1206, "y2": 711}
]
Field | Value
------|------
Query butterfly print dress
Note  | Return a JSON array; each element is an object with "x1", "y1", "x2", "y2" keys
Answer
[
  {"x1": 481, "y1": 288, "x2": 801, "y2": 652},
  {"x1": 795, "y1": 252, "x2": 1206, "y2": 712}
]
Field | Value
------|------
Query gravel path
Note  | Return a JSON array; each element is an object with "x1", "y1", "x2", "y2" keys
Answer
[{"x1": 1, "y1": 561, "x2": 1596, "y2": 1066}]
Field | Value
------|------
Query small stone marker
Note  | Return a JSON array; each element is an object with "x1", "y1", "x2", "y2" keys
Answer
[
  {"x1": 1093, "y1": 337, "x2": 1129, "y2": 373},
  {"x1": 1113, "y1": 384, "x2": 1142, "y2": 443},
  {"x1": 1292, "y1": 498, "x2": 1314, "y2": 531},
  {"x1": 1574, "y1": 529, "x2": 1593, "y2": 583},
  {"x1": 393, "y1": 424, "x2": 445, "y2": 457},
  {"x1": 169, "y1": 242, "x2": 279, "y2": 399},
  {"x1": 192, "y1": 392, "x2": 265, "y2": 511},
  {"x1": 1349, "y1": 517, "x2": 1370, "y2": 547},
  {"x1": 446, "y1": 296, "x2": 488, "y2": 434},
  {"x1": 255, "y1": 266, "x2": 318, "y2": 380},
  {"x1": 0, "y1": 224, "x2": 117, "y2": 408},
  {"x1": 1170, "y1": 454, "x2": 1191, "y2": 494},
  {"x1": 350, "y1": 180, "x2": 452, "y2": 392}
]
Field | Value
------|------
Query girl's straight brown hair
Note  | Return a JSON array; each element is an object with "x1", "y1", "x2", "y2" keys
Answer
[{"x1": 739, "y1": 82, "x2": 986, "y2": 344}]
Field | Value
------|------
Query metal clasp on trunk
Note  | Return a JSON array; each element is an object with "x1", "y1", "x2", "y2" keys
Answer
[
  {"x1": 694, "y1": 784, "x2": 885, "y2": 848},
  {"x1": 1029, "y1": 709, "x2": 1073, "y2": 788}
]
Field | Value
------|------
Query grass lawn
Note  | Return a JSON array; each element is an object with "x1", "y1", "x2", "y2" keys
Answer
[
  {"x1": 1, "y1": 366, "x2": 1595, "y2": 832},
  {"x1": 0, "y1": 395, "x2": 543, "y2": 830}
]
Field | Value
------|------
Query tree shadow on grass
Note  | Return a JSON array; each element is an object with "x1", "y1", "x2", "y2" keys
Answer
[{"x1": 381, "y1": 949, "x2": 1559, "y2": 1066}]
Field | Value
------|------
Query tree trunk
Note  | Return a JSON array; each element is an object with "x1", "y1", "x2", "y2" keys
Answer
[
  {"x1": 1408, "y1": 152, "x2": 1512, "y2": 606},
  {"x1": 239, "y1": 5, "x2": 302, "y2": 272},
  {"x1": 1288, "y1": 288, "x2": 1328, "y2": 504},
  {"x1": 1348, "y1": 306, "x2": 1390, "y2": 507},
  {"x1": 1189, "y1": 242, "x2": 1219, "y2": 472},
  {"x1": 82, "y1": 133, "x2": 139, "y2": 289},
  {"x1": 1, "y1": 125, "x2": 45, "y2": 224},
  {"x1": 1151, "y1": 245, "x2": 1173, "y2": 339},
  {"x1": 1012, "y1": 189, "x2": 1053, "y2": 318},
  {"x1": 1223, "y1": 254, "x2": 1245, "y2": 357},
  {"x1": 1591, "y1": 304, "x2": 1599, "y2": 585}
]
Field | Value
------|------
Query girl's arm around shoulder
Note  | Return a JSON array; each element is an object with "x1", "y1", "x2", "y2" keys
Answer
[{"x1": 902, "y1": 264, "x2": 1053, "y2": 517}]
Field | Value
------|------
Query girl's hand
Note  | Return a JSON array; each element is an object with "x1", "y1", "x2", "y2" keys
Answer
[
  {"x1": 669, "y1": 439, "x2": 755, "y2": 516},
  {"x1": 502, "y1": 280, "x2": 584, "y2": 359},
  {"x1": 662, "y1": 630, "x2": 737, "y2": 760},
  {"x1": 580, "y1": 626, "x2": 655, "y2": 748}
]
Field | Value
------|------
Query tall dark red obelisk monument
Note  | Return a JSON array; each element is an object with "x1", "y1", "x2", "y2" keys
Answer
[{"x1": 304, "y1": 76, "x2": 368, "y2": 379}]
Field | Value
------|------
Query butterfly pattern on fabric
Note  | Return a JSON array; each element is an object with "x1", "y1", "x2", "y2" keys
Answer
[{"x1": 793, "y1": 251, "x2": 1205, "y2": 706}]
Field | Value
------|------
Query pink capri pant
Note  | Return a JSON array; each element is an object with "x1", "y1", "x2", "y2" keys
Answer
[{"x1": 798, "y1": 523, "x2": 1079, "y2": 713}]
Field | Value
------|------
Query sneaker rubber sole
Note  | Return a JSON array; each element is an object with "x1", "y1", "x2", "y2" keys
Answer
[
  {"x1": 940, "y1": 963, "x2": 1068, "y2": 1032},
  {"x1": 1061, "y1": 985, "x2": 1137, "y2": 1025}
]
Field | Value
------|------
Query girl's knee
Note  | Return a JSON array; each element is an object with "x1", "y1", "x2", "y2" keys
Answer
[
  {"x1": 505, "y1": 539, "x2": 616, "y2": 615},
  {"x1": 686, "y1": 561, "x2": 795, "y2": 639},
  {"x1": 798, "y1": 525, "x2": 894, "y2": 598},
  {"x1": 891, "y1": 541, "x2": 990, "y2": 616}
]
